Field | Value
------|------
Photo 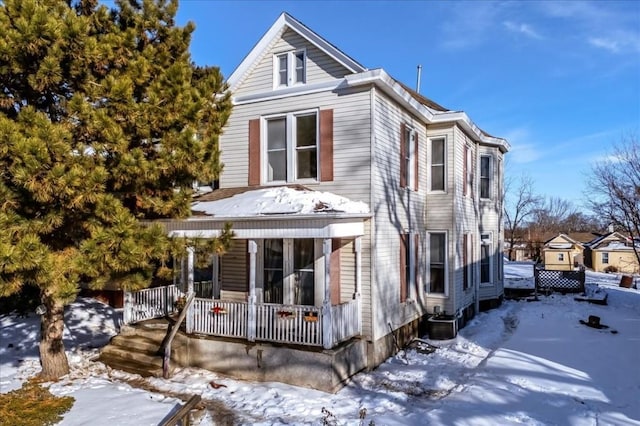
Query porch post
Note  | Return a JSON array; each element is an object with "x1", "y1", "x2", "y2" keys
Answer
[
  {"x1": 247, "y1": 240, "x2": 257, "y2": 342},
  {"x1": 123, "y1": 291, "x2": 132, "y2": 325},
  {"x1": 186, "y1": 245, "x2": 195, "y2": 334},
  {"x1": 322, "y1": 238, "x2": 333, "y2": 349},
  {"x1": 212, "y1": 254, "x2": 220, "y2": 299}
]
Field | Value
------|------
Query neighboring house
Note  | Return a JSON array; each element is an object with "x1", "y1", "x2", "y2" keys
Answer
[
  {"x1": 112, "y1": 13, "x2": 509, "y2": 392},
  {"x1": 586, "y1": 232, "x2": 639, "y2": 274},
  {"x1": 542, "y1": 233, "x2": 585, "y2": 271}
]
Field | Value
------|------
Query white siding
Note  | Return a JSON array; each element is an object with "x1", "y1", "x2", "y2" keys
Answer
[{"x1": 233, "y1": 29, "x2": 352, "y2": 97}]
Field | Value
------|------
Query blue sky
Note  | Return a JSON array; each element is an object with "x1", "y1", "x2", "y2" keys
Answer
[{"x1": 157, "y1": 1, "x2": 639, "y2": 205}]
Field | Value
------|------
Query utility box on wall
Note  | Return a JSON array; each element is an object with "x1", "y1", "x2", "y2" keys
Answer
[{"x1": 427, "y1": 315, "x2": 458, "y2": 340}]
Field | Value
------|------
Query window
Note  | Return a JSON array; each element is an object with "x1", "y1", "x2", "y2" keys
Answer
[
  {"x1": 400, "y1": 124, "x2": 418, "y2": 190},
  {"x1": 463, "y1": 145, "x2": 469, "y2": 197},
  {"x1": 400, "y1": 233, "x2": 420, "y2": 302},
  {"x1": 480, "y1": 233, "x2": 492, "y2": 284},
  {"x1": 463, "y1": 234, "x2": 472, "y2": 290},
  {"x1": 264, "y1": 239, "x2": 284, "y2": 304},
  {"x1": 558, "y1": 253, "x2": 565, "y2": 262},
  {"x1": 431, "y1": 138, "x2": 445, "y2": 191},
  {"x1": 602, "y1": 252, "x2": 609, "y2": 264},
  {"x1": 428, "y1": 232, "x2": 446, "y2": 294},
  {"x1": 480, "y1": 155, "x2": 491, "y2": 199},
  {"x1": 274, "y1": 50, "x2": 306, "y2": 87},
  {"x1": 265, "y1": 111, "x2": 318, "y2": 182}
]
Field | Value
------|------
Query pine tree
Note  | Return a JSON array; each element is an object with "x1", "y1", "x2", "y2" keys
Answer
[{"x1": 0, "y1": 0, "x2": 232, "y2": 379}]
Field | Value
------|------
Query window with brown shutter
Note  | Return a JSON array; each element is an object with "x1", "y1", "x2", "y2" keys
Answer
[{"x1": 400, "y1": 123, "x2": 407, "y2": 188}]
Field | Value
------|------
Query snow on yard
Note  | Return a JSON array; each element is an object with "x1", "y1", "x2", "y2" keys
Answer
[{"x1": 1, "y1": 263, "x2": 639, "y2": 425}]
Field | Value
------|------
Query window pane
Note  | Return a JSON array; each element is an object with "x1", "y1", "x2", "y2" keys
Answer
[
  {"x1": 268, "y1": 151, "x2": 286, "y2": 181},
  {"x1": 278, "y1": 54, "x2": 287, "y2": 86},
  {"x1": 432, "y1": 139, "x2": 444, "y2": 163},
  {"x1": 296, "y1": 114, "x2": 316, "y2": 147},
  {"x1": 267, "y1": 118, "x2": 286, "y2": 150},
  {"x1": 264, "y1": 239, "x2": 284, "y2": 304},
  {"x1": 294, "y1": 239, "x2": 314, "y2": 305},
  {"x1": 295, "y1": 51, "x2": 305, "y2": 84},
  {"x1": 296, "y1": 150, "x2": 317, "y2": 179},
  {"x1": 432, "y1": 165, "x2": 444, "y2": 191}
]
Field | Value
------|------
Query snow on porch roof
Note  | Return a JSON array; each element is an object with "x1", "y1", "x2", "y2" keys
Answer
[{"x1": 191, "y1": 186, "x2": 370, "y2": 218}]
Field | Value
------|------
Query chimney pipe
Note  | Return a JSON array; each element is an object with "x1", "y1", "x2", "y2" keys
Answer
[{"x1": 416, "y1": 65, "x2": 422, "y2": 93}]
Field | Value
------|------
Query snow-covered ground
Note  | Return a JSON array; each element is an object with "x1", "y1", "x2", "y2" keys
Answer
[{"x1": 1, "y1": 263, "x2": 639, "y2": 425}]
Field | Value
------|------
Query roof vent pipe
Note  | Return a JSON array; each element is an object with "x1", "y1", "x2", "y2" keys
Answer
[{"x1": 416, "y1": 65, "x2": 422, "y2": 93}]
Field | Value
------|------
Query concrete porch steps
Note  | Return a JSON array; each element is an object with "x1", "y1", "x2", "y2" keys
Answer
[{"x1": 98, "y1": 321, "x2": 178, "y2": 378}]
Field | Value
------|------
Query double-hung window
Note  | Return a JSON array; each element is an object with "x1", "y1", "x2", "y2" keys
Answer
[
  {"x1": 602, "y1": 252, "x2": 609, "y2": 264},
  {"x1": 401, "y1": 126, "x2": 417, "y2": 190},
  {"x1": 265, "y1": 110, "x2": 318, "y2": 183},
  {"x1": 430, "y1": 138, "x2": 445, "y2": 192},
  {"x1": 428, "y1": 232, "x2": 446, "y2": 294},
  {"x1": 275, "y1": 50, "x2": 306, "y2": 87},
  {"x1": 480, "y1": 155, "x2": 491, "y2": 199}
]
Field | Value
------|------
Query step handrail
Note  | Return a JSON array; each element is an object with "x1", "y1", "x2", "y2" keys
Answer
[
  {"x1": 161, "y1": 291, "x2": 195, "y2": 379},
  {"x1": 159, "y1": 394, "x2": 202, "y2": 426}
]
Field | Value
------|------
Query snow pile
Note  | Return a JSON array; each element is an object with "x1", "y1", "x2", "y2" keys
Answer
[
  {"x1": 192, "y1": 186, "x2": 370, "y2": 217},
  {"x1": 2, "y1": 266, "x2": 640, "y2": 425}
]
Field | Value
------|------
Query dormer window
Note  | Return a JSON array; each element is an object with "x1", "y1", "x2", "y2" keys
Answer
[{"x1": 275, "y1": 50, "x2": 306, "y2": 87}]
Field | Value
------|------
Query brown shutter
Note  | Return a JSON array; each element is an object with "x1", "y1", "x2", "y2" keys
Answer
[
  {"x1": 400, "y1": 233, "x2": 407, "y2": 302},
  {"x1": 248, "y1": 119, "x2": 261, "y2": 186},
  {"x1": 330, "y1": 239, "x2": 341, "y2": 305},
  {"x1": 414, "y1": 132, "x2": 419, "y2": 191},
  {"x1": 463, "y1": 145, "x2": 468, "y2": 196},
  {"x1": 320, "y1": 109, "x2": 334, "y2": 182},
  {"x1": 400, "y1": 123, "x2": 407, "y2": 188},
  {"x1": 463, "y1": 234, "x2": 468, "y2": 290}
]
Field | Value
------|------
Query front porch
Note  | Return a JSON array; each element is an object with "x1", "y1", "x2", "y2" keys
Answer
[{"x1": 123, "y1": 283, "x2": 361, "y2": 349}]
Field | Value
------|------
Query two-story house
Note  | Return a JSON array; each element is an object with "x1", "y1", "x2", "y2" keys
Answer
[{"x1": 109, "y1": 13, "x2": 509, "y2": 392}]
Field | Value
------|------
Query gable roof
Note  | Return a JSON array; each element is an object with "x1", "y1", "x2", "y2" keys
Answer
[
  {"x1": 226, "y1": 12, "x2": 367, "y2": 92},
  {"x1": 589, "y1": 231, "x2": 635, "y2": 250},
  {"x1": 225, "y1": 12, "x2": 509, "y2": 153},
  {"x1": 544, "y1": 233, "x2": 584, "y2": 248}
]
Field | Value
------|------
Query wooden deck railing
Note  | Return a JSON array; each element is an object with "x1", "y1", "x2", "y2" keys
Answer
[
  {"x1": 124, "y1": 286, "x2": 360, "y2": 348},
  {"x1": 191, "y1": 298, "x2": 248, "y2": 338},
  {"x1": 255, "y1": 304, "x2": 322, "y2": 346},
  {"x1": 123, "y1": 285, "x2": 181, "y2": 324}
]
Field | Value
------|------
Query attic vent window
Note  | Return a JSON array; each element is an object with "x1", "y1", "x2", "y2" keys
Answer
[{"x1": 275, "y1": 50, "x2": 306, "y2": 87}]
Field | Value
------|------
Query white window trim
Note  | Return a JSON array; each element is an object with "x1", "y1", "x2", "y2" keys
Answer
[
  {"x1": 558, "y1": 253, "x2": 565, "y2": 261},
  {"x1": 428, "y1": 136, "x2": 447, "y2": 193},
  {"x1": 426, "y1": 230, "x2": 448, "y2": 297},
  {"x1": 480, "y1": 232, "x2": 493, "y2": 286},
  {"x1": 261, "y1": 109, "x2": 319, "y2": 184},
  {"x1": 602, "y1": 252, "x2": 609, "y2": 264},
  {"x1": 273, "y1": 49, "x2": 306, "y2": 89},
  {"x1": 480, "y1": 155, "x2": 492, "y2": 200}
]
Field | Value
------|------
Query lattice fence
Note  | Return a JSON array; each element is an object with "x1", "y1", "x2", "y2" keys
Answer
[{"x1": 534, "y1": 267, "x2": 585, "y2": 294}]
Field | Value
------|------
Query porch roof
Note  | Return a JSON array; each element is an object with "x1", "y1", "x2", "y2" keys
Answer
[{"x1": 156, "y1": 186, "x2": 371, "y2": 239}]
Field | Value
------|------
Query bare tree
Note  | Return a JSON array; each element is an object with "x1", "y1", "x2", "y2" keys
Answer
[
  {"x1": 532, "y1": 197, "x2": 579, "y2": 234},
  {"x1": 587, "y1": 135, "x2": 640, "y2": 266},
  {"x1": 504, "y1": 174, "x2": 543, "y2": 260}
]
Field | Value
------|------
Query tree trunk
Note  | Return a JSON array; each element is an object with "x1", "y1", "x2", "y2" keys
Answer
[{"x1": 39, "y1": 294, "x2": 69, "y2": 380}]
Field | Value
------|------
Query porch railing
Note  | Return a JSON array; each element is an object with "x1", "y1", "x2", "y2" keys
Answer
[
  {"x1": 331, "y1": 297, "x2": 361, "y2": 345},
  {"x1": 191, "y1": 298, "x2": 248, "y2": 338},
  {"x1": 255, "y1": 304, "x2": 322, "y2": 346},
  {"x1": 123, "y1": 285, "x2": 181, "y2": 324},
  {"x1": 123, "y1": 286, "x2": 361, "y2": 348}
]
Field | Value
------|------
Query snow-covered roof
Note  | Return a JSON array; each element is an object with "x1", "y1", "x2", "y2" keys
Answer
[{"x1": 191, "y1": 186, "x2": 370, "y2": 218}]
